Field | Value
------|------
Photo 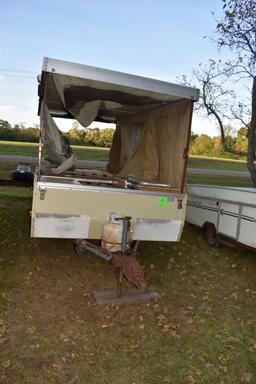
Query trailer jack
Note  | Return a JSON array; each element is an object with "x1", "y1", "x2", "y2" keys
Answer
[{"x1": 74, "y1": 217, "x2": 148, "y2": 297}]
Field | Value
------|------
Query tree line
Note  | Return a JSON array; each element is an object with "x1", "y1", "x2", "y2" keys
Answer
[
  {"x1": 0, "y1": 119, "x2": 114, "y2": 148},
  {"x1": 190, "y1": 127, "x2": 248, "y2": 159},
  {"x1": 0, "y1": 116, "x2": 248, "y2": 158}
]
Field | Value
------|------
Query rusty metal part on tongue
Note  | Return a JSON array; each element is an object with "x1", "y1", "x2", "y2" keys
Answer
[{"x1": 111, "y1": 253, "x2": 148, "y2": 290}]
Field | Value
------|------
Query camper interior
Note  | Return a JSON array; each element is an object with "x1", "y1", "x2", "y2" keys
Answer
[{"x1": 37, "y1": 57, "x2": 199, "y2": 193}]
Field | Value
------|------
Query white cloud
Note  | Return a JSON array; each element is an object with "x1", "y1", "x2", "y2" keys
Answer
[
  {"x1": 192, "y1": 115, "x2": 218, "y2": 137},
  {"x1": 54, "y1": 118, "x2": 115, "y2": 132},
  {"x1": 0, "y1": 104, "x2": 15, "y2": 114}
]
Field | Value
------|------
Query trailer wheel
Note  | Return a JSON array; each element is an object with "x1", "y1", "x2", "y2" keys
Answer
[{"x1": 204, "y1": 223, "x2": 219, "y2": 248}]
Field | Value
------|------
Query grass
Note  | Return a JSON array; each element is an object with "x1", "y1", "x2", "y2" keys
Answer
[
  {"x1": 0, "y1": 140, "x2": 253, "y2": 187},
  {"x1": 0, "y1": 141, "x2": 109, "y2": 161},
  {"x1": 187, "y1": 174, "x2": 253, "y2": 187},
  {"x1": 188, "y1": 155, "x2": 248, "y2": 172},
  {"x1": 0, "y1": 160, "x2": 253, "y2": 188},
  {"x1": 0, "y1": 186, "x2": 256, "y2": 383},
  {"x1": 0, "y1": 141, "x2": 250, "y2": 171}
]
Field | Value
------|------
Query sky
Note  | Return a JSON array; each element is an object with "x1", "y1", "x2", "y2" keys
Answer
[{"x1": 0, "y1": 0, "x2": 232, "y2": 136}]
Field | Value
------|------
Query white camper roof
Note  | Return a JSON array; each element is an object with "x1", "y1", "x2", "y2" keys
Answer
[{"x1": 38, "y1": 57, "x2": 199, "y2": 123}]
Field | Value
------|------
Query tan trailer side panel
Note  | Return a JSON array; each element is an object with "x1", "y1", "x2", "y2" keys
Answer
[{"x1": 31, "y1": 182, "x2": 187, "y2": 240}]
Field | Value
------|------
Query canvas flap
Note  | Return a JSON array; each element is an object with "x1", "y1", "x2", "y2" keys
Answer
[{"x1": 107, "y1": 100, "x2": 192, "y2": 188}]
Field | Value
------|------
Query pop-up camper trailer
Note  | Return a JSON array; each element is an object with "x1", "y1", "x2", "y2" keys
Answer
[
  {"x1": 186, "y1": 184, "x2": 256, "y2": 251},
  {"x1": 31, "y1": 57, "x2": 199, "y2": 240},
  {"x1": 30, "y1": 57, "x2": 199, "y2": 293}
]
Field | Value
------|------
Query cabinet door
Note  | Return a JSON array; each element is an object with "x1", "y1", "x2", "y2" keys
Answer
[
  {"x1": 217, "y1": 202, "x2": 239, "y2": 239},
  {"x1": 238, "y1": 206, "x2": 256, "y2": 248}
]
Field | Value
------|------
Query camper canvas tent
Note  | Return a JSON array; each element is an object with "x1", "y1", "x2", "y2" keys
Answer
[{"x1": 31, "y1": 57, "x2": 199, "y2": 242}]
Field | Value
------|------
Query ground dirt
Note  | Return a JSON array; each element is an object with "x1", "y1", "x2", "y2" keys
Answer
[{"x1": 0, "y1": 187, "x2": 256, "y2": 383}]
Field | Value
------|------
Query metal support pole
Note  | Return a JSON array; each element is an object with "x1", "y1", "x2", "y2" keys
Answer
[
  {"x1": 116, "y1": 216, "x2": 131, "y2": 297},
  {"x1": 121, "y1": 217, "x2": 130, "y2": 254}
]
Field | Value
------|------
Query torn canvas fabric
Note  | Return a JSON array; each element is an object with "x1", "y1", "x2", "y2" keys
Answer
[{"x1": 40, "y1": 103, "x2": 76, "y2": 170}]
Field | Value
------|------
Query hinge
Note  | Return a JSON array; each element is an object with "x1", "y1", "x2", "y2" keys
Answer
[
  {"x1": 183, "y1": 146, "x2": 189, "y2": 159},
  {"x1": 177, "y1": 199, "x2": 183, "y2": 209},
  {"x1": 39, "y1": 186, "x2": 47, "y2": 200}
]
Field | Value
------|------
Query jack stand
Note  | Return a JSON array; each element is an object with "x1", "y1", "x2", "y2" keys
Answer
[
  {"x1": 75, "y1": 217, "x2": 159, "y2": 304},
  {"x1": 114, "y1": 216, "x2": 131, "y2": 297},
  {"x1": 116, "y1": 267, "x2": 123, "y2": 297},
  {"x1": 93, "y1": 216, "x2": 159, "y2": 305},
  {"x1": 93, "y1": 287, "x2": 159, "y2": 305}
]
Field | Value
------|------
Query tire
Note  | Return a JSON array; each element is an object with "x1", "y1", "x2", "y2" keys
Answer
[{"x1": 204, "y1": 223, "x2": 219, "y2": 248}]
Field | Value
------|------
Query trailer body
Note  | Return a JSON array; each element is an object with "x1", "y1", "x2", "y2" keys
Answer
[
  {"x1": 31, "y1": 57, "x2": 199, "y2": 242},
  {"x1": 187, "y1": 184, "x2": 256, "y2": 249}
]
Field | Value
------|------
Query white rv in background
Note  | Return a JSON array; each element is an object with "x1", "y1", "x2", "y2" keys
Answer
[{"x1": 186, "y1": 184, "x2": 256, "y2": 250}]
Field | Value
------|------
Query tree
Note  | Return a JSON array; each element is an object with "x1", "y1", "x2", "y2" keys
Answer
[
  {"x1": 94, "y1": 128, "x2": 114, "y2": 147},
  {"x1": 214, "y1": 0, "x2": 256, "y2": 183},
  {"x1": 24, "y1": 126, "x2": 40, "y2": 142},
  {"x1": 0, "y1": 119, "x2": 12, "y2": 140},
  {"x1": 0, "y1": 119, "x2": 11, "y2": 130},
  {"x1": 185, "y1": 60, "x2": 236, "y2": 151},
  {"x1": 190, "y1": 132, "x2": 199, "y2": 146},
  {"x1": 0, "y1": 116, "x2": 114, "y2": 147},
  {"x1": 190, "y1": 134, "x2": 214, "y2": 156},
  {"x1": 85, "y1": 128, "x2": 101, "y2": 146},
  {"x1": 235, "y1": 126, "x2": 248, "y2": 153},
  {"x1": 67, "y1": 121, "x2": 83, "y2": 144},
  {"x1": 181, "y1": 60, "x2": 248, "y2": 155}
]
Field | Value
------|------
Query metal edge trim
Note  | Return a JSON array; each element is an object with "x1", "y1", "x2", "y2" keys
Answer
[{"x1": 37, "y1": 181, "x2": 186, "y2": 199}]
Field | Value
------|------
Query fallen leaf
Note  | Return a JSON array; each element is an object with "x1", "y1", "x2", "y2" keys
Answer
[
  {"x1": 242, "y1": 372, "x2": 252, "y2": 382},
  {"x1": 26, "y1": 326, "x2": 36, "y2": 335},
  {"x1": 1, "y1": 360, "x2": 11, "y2": 368},
  {"x1": 169, "y1": 329, "x2": 179, "y2": 338},
  {"x1": 0, "y1": 320, "x2": 6, "y2": 339},
  {"x1": 60, "y1": 334, "x2": 69, "y2": 343},
  {"x1": 186, "y1": 375, "x2": 196, "y2": 384}
]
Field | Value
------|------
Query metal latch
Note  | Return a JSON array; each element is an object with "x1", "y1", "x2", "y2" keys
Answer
[
  {"x1": 177, "y1": 199, "x2": 183, "y2": 209},
  {"x1": 39, "y1": 186, "x2": 47, "y2": 200}
]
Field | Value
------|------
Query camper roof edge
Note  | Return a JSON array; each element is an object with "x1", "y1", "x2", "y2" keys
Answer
[{"x1": 42, "y1": 57, "x2": 200, "y2": 102}]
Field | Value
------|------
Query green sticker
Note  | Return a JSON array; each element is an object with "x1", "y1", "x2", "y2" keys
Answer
[{"x1": 159, "y1": 197, "x2": 169, "y2": 207}]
